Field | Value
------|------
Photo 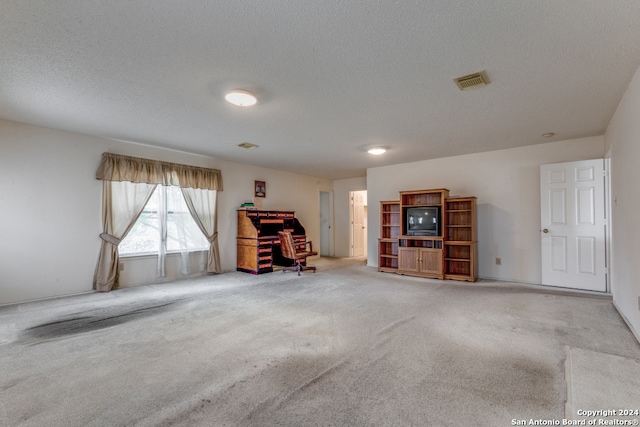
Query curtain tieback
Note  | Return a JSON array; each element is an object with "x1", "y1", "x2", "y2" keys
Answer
[
  {"x1": 100, "y1": 233, "x2": 122, "y2": 246},
  {"x1": 207, "y1": 232, "x2": 218, "y2": 244}
]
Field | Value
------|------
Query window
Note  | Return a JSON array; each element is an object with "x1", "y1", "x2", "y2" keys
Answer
[
  {"x1": 120, "y1": 186, "x2": 209, "y2": 256},
  {"x1": 94, "y1": 152, "x2": 222, "y2": 291}
]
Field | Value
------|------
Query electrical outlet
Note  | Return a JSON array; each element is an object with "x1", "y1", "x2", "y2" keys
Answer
[
  {"x1": 496, "y1": 258, "x2": 502, "y2": 265},
  {"x1": 119, "y1": 262, "x2": 125, "y2": 272}
]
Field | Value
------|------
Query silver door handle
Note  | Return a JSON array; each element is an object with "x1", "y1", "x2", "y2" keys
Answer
[{"x1": 542, "y1": 228, "x2": 549, "y2": 233}]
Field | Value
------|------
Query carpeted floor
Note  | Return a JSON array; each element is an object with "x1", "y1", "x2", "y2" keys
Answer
[{"x1": 1, "y1": 257, "x2": 639, "y2": 426}]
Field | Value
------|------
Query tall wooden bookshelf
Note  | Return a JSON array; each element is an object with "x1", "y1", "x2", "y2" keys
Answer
[
  {"x1": 378, "y1": 201, "x2": 400, "y2": 272},
  {"x1": 444, "y1": 197, "x2": 477, "y2": 282}
]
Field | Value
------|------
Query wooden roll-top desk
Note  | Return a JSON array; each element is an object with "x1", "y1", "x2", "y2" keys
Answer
[{"x1": 237, "y1": 209, "x2": 309, "y2": 274}]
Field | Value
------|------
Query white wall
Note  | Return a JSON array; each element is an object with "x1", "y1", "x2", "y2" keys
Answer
[
  {"x1": 604, "y1": 63, "x2": 640, "y2": 340},
  {"x1": 0, "y1": 119, "x2": 331, "y2": 305},
  {"x1": 332, "y1": 177, "x2": 367, "y2": 257},
  {"x1": 367, "y1": 137, "x2": 605, "y2": 283}
]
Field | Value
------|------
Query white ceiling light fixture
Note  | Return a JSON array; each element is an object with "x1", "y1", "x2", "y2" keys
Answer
[
  {"x1": 238, "y1": 142, "x2": 259, "y2": 149},
  {"x1": 225, "y1": 90, "x2": 257, "y2": 107},
  {"x1": 368, "y1": 147, "x2": 386, "y2": 155}
]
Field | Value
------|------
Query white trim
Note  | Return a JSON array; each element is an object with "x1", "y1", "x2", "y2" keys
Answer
[{"x1": 613, "y1": 301, "x2": 640, "y2": 345}]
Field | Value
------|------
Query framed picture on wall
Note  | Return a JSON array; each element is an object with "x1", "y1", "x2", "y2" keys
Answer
[{"x1": 255, "y1": 180, "x2": 266, "y2": 198}]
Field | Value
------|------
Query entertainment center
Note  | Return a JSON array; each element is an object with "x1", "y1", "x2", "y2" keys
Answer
[{"x1": 378, "y1": 188, "x2": 477, "y2": 282}]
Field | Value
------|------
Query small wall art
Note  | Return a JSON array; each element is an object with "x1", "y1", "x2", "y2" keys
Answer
[{"x1": 255, "y1": 180, "x2": 266, "y2": 198}]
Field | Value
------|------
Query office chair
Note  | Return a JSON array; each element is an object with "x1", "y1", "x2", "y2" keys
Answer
[{"x1": 277, "y1": 231, "x2": 317, "y2": 275}]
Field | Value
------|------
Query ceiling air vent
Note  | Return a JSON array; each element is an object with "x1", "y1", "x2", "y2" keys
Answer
[{"x1": 453, "y1": 70, "x2": 490, "y2": 91}]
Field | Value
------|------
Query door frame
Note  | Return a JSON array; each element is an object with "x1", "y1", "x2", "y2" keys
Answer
[
  {"x1": 319, "y1": 190, "x2": 334, "y2": 257},
  {"x1": 604, "y1": 157, "x2": 612, "y2": 293},
  {"x1": 349, "y1": 190, "x2": 367, "y2": 257}
]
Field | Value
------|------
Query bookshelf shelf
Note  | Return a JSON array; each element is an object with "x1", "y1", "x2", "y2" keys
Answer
[
  {"x1": 378, "y1": 201, "x2": 400, "y2": 273},
  {"x1": 444, "y1": 197, "x2": 477, "y2": 281}
]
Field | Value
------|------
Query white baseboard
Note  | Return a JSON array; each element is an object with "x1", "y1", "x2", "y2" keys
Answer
[{"x1": 613, "y1": 300, "x2": 640, "y2": 345}]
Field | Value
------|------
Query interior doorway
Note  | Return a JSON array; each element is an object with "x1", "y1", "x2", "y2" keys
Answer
[
  {"x1": 350, "y1": 190, "x2": 367, "y2": 257},
  {"x1": 319, "y1": 190, "x2": 333, "y2": 257}
]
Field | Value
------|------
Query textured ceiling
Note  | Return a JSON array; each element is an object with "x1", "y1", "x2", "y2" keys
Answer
[{"x1": 2, "y1": 1, "x2": 640, "y2": 179}]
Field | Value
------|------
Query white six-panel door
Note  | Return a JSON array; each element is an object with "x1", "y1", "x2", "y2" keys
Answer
[
  {"x1": 540, "y1": 159, "x2": 606, "y2": 292},
  {"x1": 351, "y1": 191, "x2": 366, "y2": 257}
]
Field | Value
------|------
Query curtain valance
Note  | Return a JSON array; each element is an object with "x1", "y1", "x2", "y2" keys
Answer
[{"x1": 96, "y1": 152, "x2": 223, "y2": 191}]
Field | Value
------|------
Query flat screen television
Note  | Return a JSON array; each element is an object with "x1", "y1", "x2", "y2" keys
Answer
[{"x1": 406, "y1": 206, "x2": 441, "y2": 236}]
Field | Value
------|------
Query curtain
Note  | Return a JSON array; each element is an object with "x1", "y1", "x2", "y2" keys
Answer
[
  {"x1": 159, "y1": 186, "x2": 206, "y2": 276},
  {"x1": 182, "y1": 187, "x2": 222, "y2": 273},
  {"x1": 157, "y1": 185, "x2": 168, "y2": 278},
  {"x1": 95, "y1": 152, "x2": 223, "y2": 290},
  {"x1": 96, "y1": 152, "x2": 222, "y2": 190},
  {"x1": 94, "y1": 180, "x2": 157, "y2": 292}
]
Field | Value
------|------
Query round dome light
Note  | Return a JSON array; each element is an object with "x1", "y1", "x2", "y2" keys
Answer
[
  {"x1": 368, "y1": 147, "x2": 386, "y2": 155},
  {"x1": 225, "y1": 90, "x2": 257, "y2": 107}
]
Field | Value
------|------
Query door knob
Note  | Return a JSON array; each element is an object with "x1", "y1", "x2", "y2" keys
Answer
[{"x1": 542, "y1": 228, "x2": 549, "y2": 233}]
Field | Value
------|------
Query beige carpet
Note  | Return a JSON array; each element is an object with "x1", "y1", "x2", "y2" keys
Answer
[
  {"x1": 565, "y1": 346, "x2": 640, "y2": 423},
  {"x1": 1, "y1": 257, "x2": 639, "y2": 426}
]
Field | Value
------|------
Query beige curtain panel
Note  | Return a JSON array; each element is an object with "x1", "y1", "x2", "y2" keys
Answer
[
  {"x1": 94, "y1": 152, "x2": 223, "y2": 292},
  {"x1": 182, "y1": 187, "x2": 222, "y2": 274},
  {"x1": 94, "y1": 181, "x2": 157, "y2": 292},
  {"x1": 96, "y1": 152, "x2": 223, "y2": 191}
]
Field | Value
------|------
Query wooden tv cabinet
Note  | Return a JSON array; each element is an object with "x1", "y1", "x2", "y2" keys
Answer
[
  {"x1": 378, "y1": 189, "x2": 477, "y2": 282},
  {"x1": 398, "y1": 238, "x2": 444, "y2": 279}
]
